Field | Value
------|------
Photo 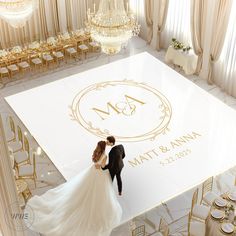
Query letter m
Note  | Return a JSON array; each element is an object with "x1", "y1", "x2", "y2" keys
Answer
[{"x1": 92, "y1": 102, "x2": 121, "y2": 120}]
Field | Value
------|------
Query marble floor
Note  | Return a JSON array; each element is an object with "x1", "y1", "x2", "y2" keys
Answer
[{"x1": 1, "y1": 36, "x2": 236, "y2": 236}]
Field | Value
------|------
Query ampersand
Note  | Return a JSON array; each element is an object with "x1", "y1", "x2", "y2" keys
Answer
[{"x1": 159, "y1": 146, "x2": 170, "y2": 153}]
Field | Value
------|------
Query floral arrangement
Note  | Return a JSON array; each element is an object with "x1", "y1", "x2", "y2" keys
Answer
[
  {"x1": 47, "y1": 36, "x2": 57, "y2": 46},
  {"x1": 171, "y1": 38, "x2": 191, "y2": 52},
  {"x1": 0, "y1": 49, "x2": 8, "y2": 57},
  {"x1": 74, "y1": 29, "x2": 85, "y2": 36},
  {"x1": 61, "y1": 32, "x2": 71, "y2": 40},
  {"x1": 29, "y1": 41, "x2": 40, "y2": 50},
  {"x1": 11, "y1": 46, "x2": 22, "y2": 53}
]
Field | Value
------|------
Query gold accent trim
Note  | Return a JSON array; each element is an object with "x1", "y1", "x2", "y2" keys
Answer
[{"x1": 70, "y1": 79, "x2": 172, "y2": 142}]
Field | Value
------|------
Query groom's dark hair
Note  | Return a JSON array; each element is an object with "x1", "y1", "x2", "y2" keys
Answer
[{"x1": 107, "y1": 136, "x2": 116, "y2": 145}]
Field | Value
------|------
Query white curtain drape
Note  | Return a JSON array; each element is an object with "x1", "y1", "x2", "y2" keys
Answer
[
  {"x1": 144, "y1": 0, "x2": 153, "y2": 44},
  {"x1": 190, "y1": 0, "x2": 207, "y2": 74},
  {"x1": 213, "y1": 0, "x2": 236, "y2": 97},
  {"x1": 129, "y1": 0, "x2": 147, "y2": 40},
  {"x1": 207, "y1": 0, "x2": 232, "y2": 84},
  {"x1": 161, "y1": 0, "x2": 192, "y2": 49},
  {"x1": 155, "y1": 0, "x2": 169, "y2": 51}
]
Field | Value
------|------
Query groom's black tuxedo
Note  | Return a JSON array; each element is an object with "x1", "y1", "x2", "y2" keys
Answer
[{"x1": 102, "y1": 144, "x2": 125, "y2": 193}]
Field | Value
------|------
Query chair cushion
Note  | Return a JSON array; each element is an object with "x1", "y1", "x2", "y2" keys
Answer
[
  {"x1": 89, "y1": 41, "x2": 99, "y2": 47},
  {"x1": 7, "y1": 64, "x2": 19, "y2": 71},
  {"x1": 14, "y1": 151, "x2": 28, "y2": 164},
  {"x1": 8, "y1": 140, "x2": 22, "y2": 152},
  {"x1": 53, "y1": 51, "x2": 64, "y2": 58},
  {"x1": 192, "y1": 204, "x2": 210, "y2": 220},
  {"x1": 18, "y1": 61, "x2": 30, "y2": 68},
  {"x1": 190, "y1": 221, "x2": 205, "y2": 236},
  {"x1": 66, "y1": 47, "x2": 77, "y2": 54},
  {"x1": 18, "y1": 164, "x2": 33, "y2": 176},
  {"x1": 79, "y1": 44, "x2": 89, "y2": 50},
  {"x1": 203, "y1": 191, "x2": 218, "y2": 205},
  {"x1": 0, "y1": 67, "x2": 8, "y2": 73},
  {"x1": 5, "y1": 130, "x2": 15, "y2": 141},
  {"x1": 43, "y1": 54, "x2": 53, "y2": 61},
  {"x1": 31, "y1": 58, "x2": 42, "y2": 64}
]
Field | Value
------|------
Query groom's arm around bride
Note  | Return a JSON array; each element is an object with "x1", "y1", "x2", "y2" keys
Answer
[{"x1": 102, "y1": 136, "x2": 125, "y2": 195}]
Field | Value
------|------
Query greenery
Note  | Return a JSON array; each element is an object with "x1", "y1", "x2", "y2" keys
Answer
[{"x1": 171, "y1": 38, "x2": 191, "y2": 52}]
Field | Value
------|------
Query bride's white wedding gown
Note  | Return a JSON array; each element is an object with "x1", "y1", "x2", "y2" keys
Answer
[{"x1": 25, "y1": 153, "x2": 122, "y2": 236}]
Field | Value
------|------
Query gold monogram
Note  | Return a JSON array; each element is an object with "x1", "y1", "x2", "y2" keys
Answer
[
  {"x1": 70, "y1": 80, "x2": 172, "y2": 142},
  {"x1": 92, "y1": 95, "x2": 146, "y2": 120}
]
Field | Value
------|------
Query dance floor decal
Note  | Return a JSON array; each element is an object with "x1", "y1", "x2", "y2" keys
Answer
[{"x1": 5, "y1": 52, "x2": 236, "y2": 224}]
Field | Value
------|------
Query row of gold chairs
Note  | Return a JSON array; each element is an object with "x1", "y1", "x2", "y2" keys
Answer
[
  {"x1": 0, "y1": 37, "x2": 101, "y2": 82},
  {"x1": 7, "y1": 116, "x2": 37, "y2": 207},
  {"x1": 0, "y1": 43, "x2": 100, "y2": 81},
  {"x1": 188, "y1": 176, "x2": 220, "y2": 236}
]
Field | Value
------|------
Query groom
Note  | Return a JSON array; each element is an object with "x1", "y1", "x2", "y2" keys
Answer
[{"x1": 102, "y1": 136, "x2": 125, "y2": 196}]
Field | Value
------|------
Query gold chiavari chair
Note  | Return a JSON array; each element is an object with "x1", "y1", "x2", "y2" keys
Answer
[
  {"x1": 17, "y1": 55, "x2": 31, "y2": 76},
  {"x1": 187, "y1": 213, "x2": 206, "y2": 236},
  {"x1": 78, "y1": 44, "x2": 89, "y2": 61},
  {"x1": 132, "y1": 225, "x2": 145, "y2": 236},
  {"x1": 64, "y1": 44, "x2": 78, "y2": 61},
  {"x1": 8, "y1": 125, "x2": 24, "y2": 153},
  {"x1": 8, "y1": 123, "x2": 23, "y2": 153},
  {"x1": 190, "y1": 188, "x2": 210, "y2": 223},
  {"x1": 14, "y1": 135, "x2": 31, "y2": 171},
  {"x1": 42, "y1": 52, "x2": 55, "y2": 70},
  {"x1": 7, "y1": 58, "x2": 20, "y2": 78},
  {"x1": 0, "y1": 61, "x2": 10, "y2": 80},
  {"x1": 6, "y1": 116, "x2": 17, "y2": 142},
  {"x1": 17, "y1": 153, "x2": 37, "y2": 188},
  {"x1": 201, "y1": 176, "x2": 218, "y2": 205},
  {"x1": 53, "y1": 45, "x2": 64, "y2": 66},
  {"x1": 158, "y1": 218, "x2": 169, "y2": 236},
  {"x1": 89, "y1": 41, "x2": 101, "y2": 53},
  {"x1": 30, "y1": 53, "x2": 43, "y2": 72}
]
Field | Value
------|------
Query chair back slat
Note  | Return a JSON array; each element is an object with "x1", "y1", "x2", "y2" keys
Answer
[
  {"x1": 191, "y1": 188, "x2": 198, "y2": 212},
  {"x1": 159, "y1": 218, "x2": 169, "y2": 236},
  {"x1": 202, "y1": 176, "x2": 213, "y2": 196},
  {"x1": 24, "y1": 136, "x2": 29, "y2": 154},
  {"x1": 132, "y1": 225, "x2": 145, "y2": 236},
  {"x1": 17, "y1": 125, "x2": 23, "y2": 143},
  {"x1": 9, "y1": 116, "x2": 15, "y2": 133}
]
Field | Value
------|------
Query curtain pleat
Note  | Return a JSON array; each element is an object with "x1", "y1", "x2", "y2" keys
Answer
[{"x1": 207, "y1": 0, "x2": 232, "y2": 84}]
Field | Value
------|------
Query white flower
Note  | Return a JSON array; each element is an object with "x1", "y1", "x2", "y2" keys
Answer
[
  {"x1": 47, "y1": 37, "x2": 57, "y2": 45},
  {"x1": 0, "y1": 49, "x2": 8, "y2": 57},
  {"x1": 11, "y1": 46, "x2": 22, "y2": 53},
  {"x1": 61, "y1": 32, "x2": 70, "y2": 40},
  {"x1": 75, "y1": 29, "x2": 85, "y2": 36},
  {"x1": 29, "y1": 41, "x2": 40, "y2": 49}
]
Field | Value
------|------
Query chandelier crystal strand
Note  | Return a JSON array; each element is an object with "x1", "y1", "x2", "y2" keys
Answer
[
  {"x1": 86, "y1": 0, "x2": 140, "y2": 55},
  {"x1": 0, "y1": 0, "x2": 38, "y2": 28}
]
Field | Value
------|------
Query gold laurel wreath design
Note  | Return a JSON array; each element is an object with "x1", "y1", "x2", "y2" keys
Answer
[{"x1": 70, "y1": 79, "x2": 172, "y2": 142}]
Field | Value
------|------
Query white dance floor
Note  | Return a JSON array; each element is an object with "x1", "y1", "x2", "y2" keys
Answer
[{"x1": 5, "y1": 52, "x2": 236, "y2": 224}]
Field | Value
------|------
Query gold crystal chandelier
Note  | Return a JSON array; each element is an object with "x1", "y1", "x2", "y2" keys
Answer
[
  {"x1": 0, "y1": 0, "x2": 37, "y2": 27},
  {"x1": 86, "y1": 0, "x2": 140, "y2": 55}
]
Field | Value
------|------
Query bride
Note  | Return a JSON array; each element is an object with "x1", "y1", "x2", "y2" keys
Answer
[{"x1": 25, "y1": 141, "x2": 122, "y2": 236}]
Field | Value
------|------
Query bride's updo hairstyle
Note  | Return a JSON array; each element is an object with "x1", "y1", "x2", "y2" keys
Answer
[{"x1": 92, "y1": 141, "x2": 106, "y2": 163}]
